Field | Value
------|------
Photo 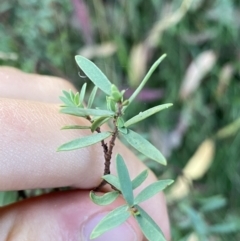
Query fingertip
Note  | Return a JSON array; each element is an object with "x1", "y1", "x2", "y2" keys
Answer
[{"x1": 0, "y1": 190, "x2": 143, "y2": 241}]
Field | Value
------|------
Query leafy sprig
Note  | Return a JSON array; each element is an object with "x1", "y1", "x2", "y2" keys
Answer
[
  {"x1": 90, "y1": 154, "x2": 173, "y2": 240},
  {"x1": 58, "y1": 54, "x2": 173, "y2": 240}
]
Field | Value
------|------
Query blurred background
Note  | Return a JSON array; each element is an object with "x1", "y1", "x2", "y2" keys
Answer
[{"x1": 0, "y1": 0, "x2": 240, "y2": 240}]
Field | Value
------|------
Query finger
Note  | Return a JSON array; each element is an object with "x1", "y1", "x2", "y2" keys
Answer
[
  {"x1": 0, "y1": 97, "x2": 157, "y2": 190},
  {"x1": 0, "y1": 98, "x2": 170, "y2": 240},
  {"x1": 0, "y1": 68, "x2": 170, "y2": 239},
  {"x1": 0, "y1": 66, "x2": 76, "y2": 103},
  {"x1": 0, "y1": 190, "x2": 144, "y2": 241},
  {"x1": 0, "y1": 68, "x2": 145, "y2": 189}
]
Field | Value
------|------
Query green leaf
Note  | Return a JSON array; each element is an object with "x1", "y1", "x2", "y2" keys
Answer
[
  {"x1": 180, "y1": 204, "x2": 207, "y2": 235},
  {"x1": 121, "y1": 129, "x2": 167, "y2": 165},
  {"x1": 123, "y1": 54, "x2": 166, "y2": 112},
  {"x1": 134, "y1": 179, "x2": 173, "y2": 204},
  {"x1": 102, "y1": 174, "x2": 120, "y2": 190},
  {"x1": 110, "y1": 84, "x2": 122, "y2": 102},
  {"x1": 90, "y1": 205, "x2": 130, "y2": 239},
  {"x1": 74, "y1": 92, "x2": 80, "y2": 106},
  {"x1": 117, "y1": 117, "x2": 125, "y2": 128},
  {"x1": 118, "y1": 127, "x2": 128, "y2": 134},
  {"x1": 91, "y1": 116, "x2": 111, "y2": 132},
  {"x1": 59, "y1": 96, "x2": 74, "y2": 107},
  {"x1": 69, "y1": 89, "x2": 75, "y2": 101},
  {"x1": 124, "y1": 104, "x2": 173, "y2": 128},
  {"x1": 80, "y1": 83, "x2": 87, "y2": 103},
  {"x1": 61, "y1": 125, "x2": 91, "y2": 130},
  {"x1": 199, "y1": 195, "x2": 227, "y2": 213},
  {"x1": 116, "y1": 154, "x2": 134, "y2": 206},
  {"x1": 58, "y1": 132, "x2": 111, "y2": 151},
  {"x1": 87, "y1": 86, "x2": 98, "y2": 108},
  {"x1": 90, "y1": 191, "x2": 119, "y2": 206},
  {"x1": 60, "y1": 90, "x2": 82, "y2": 107},
  {"x1": 132, "y1": 170, "x2": 148, "y2": 190},
  {"x1": 60, "y1": 106, "x2": 114, "y2": 117},
  {"x1": 62, "y1": 90, "x2": 71, "y2": 99},
  {"x1": 122, "y1": 99, "x2": 129, "y2": 106},
  {"x1": 135, "y1": 205, "x2": 166, "y2": 241},
  {"x1": 75, "y1": 55, "x2": 112, "y2": 95},
  {"x1": 106, "y1": 96, "x2": 116, "y2": 112},
  {"x1": 208, "y1": 222, "x2": 240, "y2": 234}
]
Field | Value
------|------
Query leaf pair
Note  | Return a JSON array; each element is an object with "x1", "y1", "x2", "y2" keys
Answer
[
  {"x1": 63, "y1": 55, "x2": 171, "y2": 164},
  {"x1": 59, "y1": 55, "x2": 173, "y2": 240},
  {"x1": 90, "y1": 204, "x2": 166, "y2": 241},
  {"x1": 75, "y1": 54, "x2": 167, "y2": 112},
  {"x1": 60, "y1": 82, "x2": 112, "y2": 119},
  {"x1": 90, "y1": 154, "x2": 173, "y2": 240},
  {"x1": 60, "y1": 90, "x2": 82, "y2": 107}
]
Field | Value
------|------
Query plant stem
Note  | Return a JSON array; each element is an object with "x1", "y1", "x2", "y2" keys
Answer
[
  {"x1": 86, "y1": 115, "x2": 108, "y2": 154},
  {"x1": 104, "y1": 102, "x2": 122, "y2": 175},
  {"x1": 94, "y1": 102, "x2": 123, "y2": 191}
]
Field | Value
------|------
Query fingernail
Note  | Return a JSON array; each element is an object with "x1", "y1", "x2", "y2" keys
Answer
[{"x1": 81, "y1": 212, "x2": 137, "y2": 241}]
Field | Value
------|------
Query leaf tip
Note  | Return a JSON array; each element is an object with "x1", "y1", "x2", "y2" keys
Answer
[
  {"x1": 168, "y1": 179, "x2": 174, "y2": 185},
  {"x1": 161, "y1": 158, "x2": 167, "y2": 166},
  {"x1": 90, "y1": 232, "x2": 98, "y2": 240},
  {"x1": 74, "y1": 55, "x2": 80, "y2": 61}
]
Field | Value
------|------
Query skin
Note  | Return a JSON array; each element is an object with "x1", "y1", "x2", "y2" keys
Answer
[{"x1": 0, "y1": 66, "x2": 170, "y2": 241}]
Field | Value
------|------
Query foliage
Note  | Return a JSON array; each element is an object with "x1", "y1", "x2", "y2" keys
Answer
[
  {"x1": 1, "y1": 0, "x2": 240, "y2": 239},
  {"x1": 171, "y1": 195, "x2": 240, "y2": 241},
  {"x1": 58, "y1": 55, "x2": 173, "y2": 240}
]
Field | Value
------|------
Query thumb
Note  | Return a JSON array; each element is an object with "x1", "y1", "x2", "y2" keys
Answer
[{"x1": 0, "y1": 190, "x2": 143, "y2": 241}]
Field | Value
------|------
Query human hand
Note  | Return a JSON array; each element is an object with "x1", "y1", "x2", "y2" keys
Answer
[{"x1": 0, "y1": 67, "x2": 170, "y2": 241}]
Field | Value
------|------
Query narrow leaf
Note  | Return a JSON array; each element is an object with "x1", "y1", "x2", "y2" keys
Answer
[
  {"x1": 134, "y1": 179, "x2": 173, "y2": 204},
  {"x1": 91, "y1": 116, "x2": 111, "y2": 132},
  {"x1": 117, "y1": 117, "x2": 125, "y2": 128},
  {"x1": 60, "y1": 106, "x2": 114, "y2": 117},
  {"x1": 75, "y1": 92, "x2": 80, "y2": 105},
  {"x1": 124, "y1": 104, "x2": 173, "y2": 128},
  {"x1": 87, "y1": 86, "x2": 98, "y2": 108},
  {"x1": 200, "y1": 196, "x2": 227, "y2": 213},
  {"x1": 90, "y1": 205, "x2": 130, "y2": 239},
  {"x1": 116, "y1": 154, "x2": 134, "y2": 206},
  {"x1": 123, "y1": 54, "x2": 166, "y2": 112},
  {"x1": 132, "y1": 170, "x2": 148, "y2": 190},
  {"x1": 121, "y1": 129, "x2": 166, "y2": 165},
  {"x1": 59, "y1": 96, "x2": 74, "y2": 107},
  {"x1": 57, "y1": 132, "x2": 111, "y2": 151},
  {"x1": 135, "y1": 205, "x2": 166, "y2": 241},
  {"x1": 118, "y1": 127, "x2": 128, "y2": 134},
  {"x1": 61, "y1": 125, "x2": 91, "y2": 130},
  {"x1": 106, "y1": 96, "x2": 116, "y2": 111},
  {"x1": 208, "y1": 222, "x2": 240, "y2": 234},
  {"x1": 69, "y1": 89, "x2": 75, "y2": 101},
  {"x1": 102, "y1": 175, "x2": 120, "y2": 190},
  {"x1": 62, "y1": 90, "x2": 71, "y2": 99},
  {"x1": 90, "y1": 191, "x2": 119, "y2": 206},
  {"x1": 75, "y1": 55, "x2": 112, "y2": 95},
  {"x1": 80, "y1": 83, "x2": 87, "y2": 103}
]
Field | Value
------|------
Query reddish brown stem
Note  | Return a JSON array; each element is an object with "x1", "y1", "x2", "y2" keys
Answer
[{"x1": 94, "y1": 102, "x2": 123, "y2": 191}]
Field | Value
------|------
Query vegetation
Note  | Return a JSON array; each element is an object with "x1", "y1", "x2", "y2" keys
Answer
[
  {"x1": 1, "y1": 0, "x2": 240, "y2": 240},
  {"x1": 58, "y1": 54, "x2": 172, "y2": 240}
]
